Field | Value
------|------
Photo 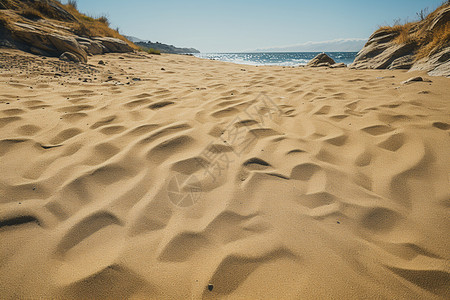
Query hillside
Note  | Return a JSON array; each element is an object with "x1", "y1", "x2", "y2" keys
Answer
[
  {"x1": 351, "y1": 2, "x2": 450, "y2": 76},
  {"x1": 0, "y1": 0, "x2": 137, "y2": 62},
  {"x1": 126, "y1": 36, "x2": 199, "y2": 54}
]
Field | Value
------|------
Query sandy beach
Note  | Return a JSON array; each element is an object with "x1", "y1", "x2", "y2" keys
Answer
[{"x1": 0, "y1": 49, "x2": 449, "y2": 299}]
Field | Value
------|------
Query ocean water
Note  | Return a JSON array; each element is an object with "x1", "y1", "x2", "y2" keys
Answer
[{"x1": 194, "y1": 52, "x2": 358, "y2": 67}]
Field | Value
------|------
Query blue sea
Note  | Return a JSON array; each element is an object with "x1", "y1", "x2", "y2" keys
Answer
[{"x1": 194, "y1": 52, "x2": 358, "y2": 67}]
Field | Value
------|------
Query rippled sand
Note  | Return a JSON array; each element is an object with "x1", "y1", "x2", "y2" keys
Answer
[{"x1": 0, "y1": 49, "x2": 449, "y2": 299}]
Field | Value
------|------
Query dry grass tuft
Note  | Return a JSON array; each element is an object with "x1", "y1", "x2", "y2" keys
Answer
[
  {"x1": 20, "y1": 8, "x2": 43, "y2": 21},
  {"x1": 63, "y1": 3, "x2": 138, "y2": 49},
  {"x1": 417, "y1": 23, "x2": 450, "y2": 58},
  {"x1": 67, "y1": 0, "x2": 78, "y2": 10},
  {"x1": 97, "y1": 16, "x2": 110, "y2": 26}
]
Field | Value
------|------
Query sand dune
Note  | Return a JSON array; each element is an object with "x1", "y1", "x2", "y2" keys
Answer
[{"x1": 0, "y1": 49, "x2": 449, "y2": 299}]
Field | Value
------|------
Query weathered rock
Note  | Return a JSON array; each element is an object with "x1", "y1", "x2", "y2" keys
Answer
[
  {"x1": 330, "y1": 62, "x2": 346, "y2": 68},
  {"x1": 429, "y1": 6, "x2": 450, "y2": 31},
  {"x1": 306, "y1": 53, "x2": 336, "y2": 67},
  {"x1": 351, "y1": 37, "x2": 416, "y2": 70},
  {"x1": 401, "y1": 77, "x2": 424, "y2": 84},
  {"x1": 410, "y1": 48, "x2": 450, "y2": 77},
  {"x1": 47, "y1": 33, "x2": 87, "y2": 62},
  {"x1": 316, "y1": 62, "x2": 331, "y2": 67},
  {"x1": 29, "y1": 46, "x2": 51, "y2": 56},
  {"x1": 0, "y1": 0, "x2": 134, "y2": 62},
  {"x1": 350, "y1": 3, "x2": 450, "y2": 76},
  {"x1": 92, "y1": 37, "x2": 133, "y2": 53},
  {"x1": 76, "y1": 37, "x2": 104, "y2": 55},
  {"x1": 59, "y1": 52, "x2": 81, "y2": 63},
  {"x1": 10, "y1": 23, "x2": 87, "y2": 62},
  {"x1": 11, "y1": 23, "x2": 57, "y2": 52},
  {"x1": 389, "y1": 54, "x2": 415, "y2": 69}
]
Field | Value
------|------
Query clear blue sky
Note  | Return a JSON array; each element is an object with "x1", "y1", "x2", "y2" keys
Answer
[{"x1": 65, "y1": 0, "x2": 445, "y2": 52}]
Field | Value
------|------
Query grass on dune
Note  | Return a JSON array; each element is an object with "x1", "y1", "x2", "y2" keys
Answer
[
  {"x1": 377, "y1": 2, "x2": 450, "y2": 59},
  {"x1": 0, "y1": 0, "x2": 138, "y2": 50}
]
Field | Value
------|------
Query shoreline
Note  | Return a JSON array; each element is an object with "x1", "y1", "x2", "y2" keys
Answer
[{"x1": 192, "y1": 51, "x2": 359, "y2": 67}]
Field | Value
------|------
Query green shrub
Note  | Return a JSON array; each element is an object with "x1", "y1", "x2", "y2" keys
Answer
[{"x1": 147, "y1": 48, "x2": 161, "y2": 55}]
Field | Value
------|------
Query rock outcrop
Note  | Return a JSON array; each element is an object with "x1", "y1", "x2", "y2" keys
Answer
[
  {"x1": 0, "y1": 0, "x2": 134, "y2": 63},
  {"x1": 351, "y1": 3, "x2": 450, "y2": 76},
  {"x1": 410, "y1": 47, "x2": 450, "y2": 77},
  {"x1": 306, "y1": 53, "x2": 347, "y2": 68},
  {"x1": 307, "y1": 53, "x2": 336, "y2": 67},
  {"x1": 93, "y1": 37, "x2": 133, "y2": 53}
]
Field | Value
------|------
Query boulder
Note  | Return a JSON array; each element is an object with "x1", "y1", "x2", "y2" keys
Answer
[{"x1": 307, "y1": 53, "x2": 336, "y2": 67}]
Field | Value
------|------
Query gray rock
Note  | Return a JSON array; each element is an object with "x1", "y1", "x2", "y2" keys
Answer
[{"x1": 307, "y1": 53, "x2": 336, "y2": 67}]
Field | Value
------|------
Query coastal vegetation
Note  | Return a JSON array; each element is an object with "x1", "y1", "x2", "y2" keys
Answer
[
  {"x1": 62, "y1": 0, "x2": 137, "y2": 49},
  {"x1": 0, "y1": 0, "x2": 137, "y2": 49},
  {"x1": 377, "y1": 2, "x2": 449, "y2": 59},
  {"x1": 146, "y1": 48, "x2": 161, "y2": 55}
]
